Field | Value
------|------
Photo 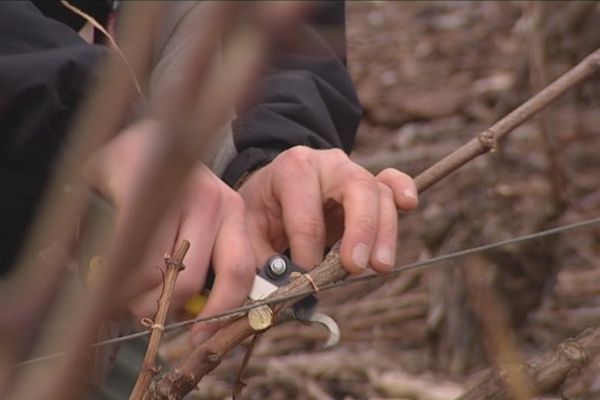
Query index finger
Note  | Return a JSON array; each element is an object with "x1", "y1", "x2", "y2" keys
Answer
[
  {"x1": 190, "y1": 207, "x2": 256, "y2": 345},
  {"x1": 319, "y1": 162, "x2": 381, "y2": 275}
]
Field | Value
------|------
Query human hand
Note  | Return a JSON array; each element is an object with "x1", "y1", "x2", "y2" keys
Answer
[
  {"x1": 237, "y1": 146, "x2": 418, "y2": 274},
  {"x1": 84, "y1": 119, "x2": 256, "y2": 330}
]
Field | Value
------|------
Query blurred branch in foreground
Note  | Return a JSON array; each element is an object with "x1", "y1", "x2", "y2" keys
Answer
[{"x1": 0, "y1": 2, "x2": 163, "y2": 397}]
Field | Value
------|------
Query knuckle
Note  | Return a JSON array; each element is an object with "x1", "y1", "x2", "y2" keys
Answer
[
  {"x1": 356, "y1": 214, "x2": 378, "y2": 235},
  {"x1": 279, "y1": 145, "x2": 313, "y2": 166},
  {"x1": 377, "y1": 168, "x2": 397, "y2": 179},
  {"x1": 378, "y1": 168, "x2": 414, "y2": 186},
  {"x1": 222, "y1": 261, "x2": 253, "y2": 285},
  {"x1": 345, "y1": 164, "x2": 371, "y2": 180},
  {"x1": 397, "y1": 170, "x2": 415, "y2": 182},
  {"x1": 347, "y1": 172, "x2": 378, "y2": 195},
  {"x1": 293, "y1": 215, "x2": 326, "y2": 241},
  {"x1": 327, "y1": 147, "x2": 348, "y2": 161},
  {"x1": 377, "y1": 182, "x2": 394, "y2": 200}
]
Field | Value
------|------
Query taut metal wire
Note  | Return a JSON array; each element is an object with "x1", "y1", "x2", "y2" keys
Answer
[{"x1": 15, "y1": 215, "x2": 600, "y2": 367}]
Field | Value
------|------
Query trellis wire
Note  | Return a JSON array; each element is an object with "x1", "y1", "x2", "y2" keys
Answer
[{"x1": 14, "y1": 215, "x2": 600, "y2": 367}]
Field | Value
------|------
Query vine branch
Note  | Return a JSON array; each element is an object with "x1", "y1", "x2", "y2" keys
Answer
[
  {"x1": 415, "y1": 46, "x2": 600, "y2": 192},
  {"x1": 457, "y1": 326, "x2": 600, "y2": 399},
  {"x1": 129, "y1": 240, "x2": 190, "y2": 400}
]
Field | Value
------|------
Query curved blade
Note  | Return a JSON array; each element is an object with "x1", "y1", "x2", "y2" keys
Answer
[{"x1": 307, "y1": 312, "x2": 340, "y2": 348}]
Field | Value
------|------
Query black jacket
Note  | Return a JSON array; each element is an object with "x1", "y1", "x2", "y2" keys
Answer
[{"x1": 0, "y1": 1, "x2": 361, "y2": 272}]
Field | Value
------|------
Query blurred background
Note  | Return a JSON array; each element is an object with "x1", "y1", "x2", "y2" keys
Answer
[{"x1": 189, "y1": 2, "x2": 600, "y2": 399}]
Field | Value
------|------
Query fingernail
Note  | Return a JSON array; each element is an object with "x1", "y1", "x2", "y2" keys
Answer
[
  {"x1": 191, "y1": 331, "x2": 211, "y2": 347},
  {"x1": 351, "y1": 243, "x2": 369, "y2": 269},
  {"x1": 375, "y1": 246, "x2": 394, "y2": 267},
  {"x1": 403, "y1": 188, "x2": 418, "y2": 201}
]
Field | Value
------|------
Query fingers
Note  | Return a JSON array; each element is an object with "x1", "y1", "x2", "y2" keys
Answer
[
  {"x1": 370, "y1": 183, "x2": 398, "y2": 272},
  {"x1": 316, "y1": 151, "x2": 417, "y2": 275},
  {"x1": 126, "y1": 184, "x2": 222, "y2": 317},
  {"x1": 240, "y1": 147, "x2": 419, "y2": 276},
  {"x1": 337, "y1": 171, "x2": 381, "y2": 274},
  {"x1": 127, "y1": 168, "x2": 255, "y2": 323},
  {"x1": 122, "y1": 206, "x2": 181, "y2": 303},
  {"x1": 244, "y1": 212, "x2": 281, "y2": 268},
  {"x1": 303, "y1": 148, "x2": 378, "y2": 273},
  {"x1": 376, "y1": 168, "x2": 418, "y2": 211},
  {"x1": 271, "y1": 150, "x2": 326, "y2": 270},
  {"x1": 166, "y1": 201, "x2": 219, "y2": 310},
  {"x1": 190, "y1": 197, "x2": 255, "y2": 345}
]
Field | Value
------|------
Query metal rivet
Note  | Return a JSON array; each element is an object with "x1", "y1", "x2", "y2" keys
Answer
[{"x1": 268, "y1": 256, "x2": 287, "y2": 276}]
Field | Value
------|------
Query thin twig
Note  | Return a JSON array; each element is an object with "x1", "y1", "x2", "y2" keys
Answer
[
  {"x1": 149, "y1": 46, "x2": 600, "y2": 400},
  {"x1": 232, "y1": 334, "x2": 261, "y2": 400},
  {"x1": 129, "y1": 240, "x2": 190, "y2": 400},
  {"x1": 415, "y1": 46, "x2": 600, "y2": 192}
]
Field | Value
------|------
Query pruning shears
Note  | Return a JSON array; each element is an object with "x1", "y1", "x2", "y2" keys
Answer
[{"x1": 186, "y1": 255, "x2": 341, "y2": 348}]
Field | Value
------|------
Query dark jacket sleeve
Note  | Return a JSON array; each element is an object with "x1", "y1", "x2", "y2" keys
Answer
[
  {"x1": 0, "y1": 1, "x2": 104, "y2": 272},
  {"x1": 221, "y1": 1, "x2": 361, "y2": 186}
]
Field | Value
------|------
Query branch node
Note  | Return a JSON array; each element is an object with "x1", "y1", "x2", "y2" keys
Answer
[
  {"x1": 289, "y1": 271, "x2": 302, "y2": 280},
  {"x1": 141, "y1": 318, "x2": 166, "y2": 335},
  {"x1": 150, "y1": 365, "x2": 162, "y2": 375},
  {"x1": 164, "y1": 253, "x2": 186, "y2": 271},
  {"x1": 206, "y1": 353, "x2": 221, "y2": 364},
  {"x1": 559, "y1": 340, "x2": 588, "y2": 366},
  {"x1": 478, "y1": 130, "x2": 498, "y2": 152}
]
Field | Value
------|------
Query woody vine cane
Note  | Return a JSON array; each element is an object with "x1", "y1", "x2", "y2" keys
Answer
[{"x1": 145, "y1": 45, "x2": 600, "y2": 400}]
